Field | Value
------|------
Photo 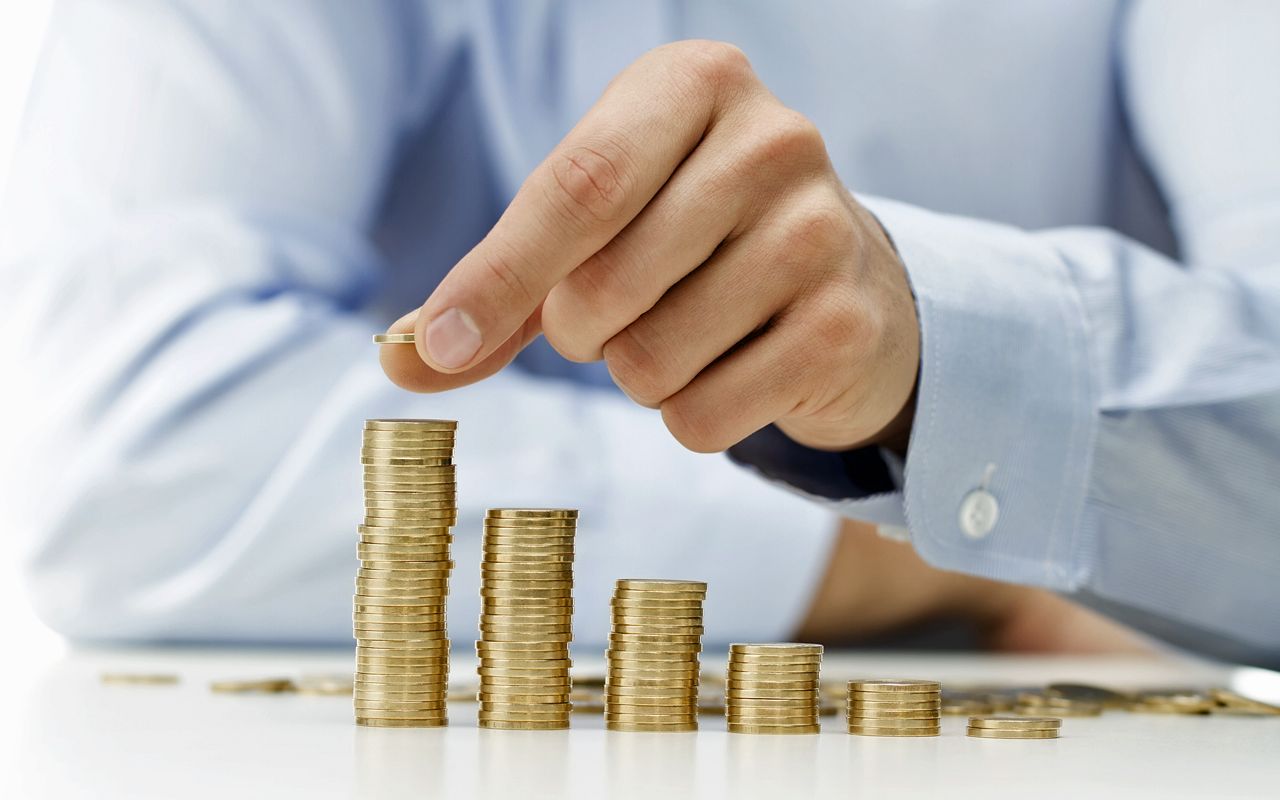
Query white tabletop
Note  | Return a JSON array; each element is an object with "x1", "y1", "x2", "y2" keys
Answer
[{"x1": 6, "y1": 647, "x2": 1279, "y2": 800}]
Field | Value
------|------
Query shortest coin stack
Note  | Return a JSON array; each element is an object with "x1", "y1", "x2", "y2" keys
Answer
[
  {"x1": 967, "y1": 715, "x2": 1062, "y2": 740},
  {"x1": 725, "y1": 644, "x2": 823, "y2": 734},
  {"x1": 847, "y1": 679, "x2": 941, "y2": 737}
]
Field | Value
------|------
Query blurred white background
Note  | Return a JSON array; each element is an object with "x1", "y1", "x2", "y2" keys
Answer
[{"x1": 0, "y1": 0, "x2": 61, "y2": 684}]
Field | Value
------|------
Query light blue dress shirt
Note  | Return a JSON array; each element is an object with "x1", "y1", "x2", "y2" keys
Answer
[{"x1": 1, "y1": 0, "x2": 1277, "y2": 665}]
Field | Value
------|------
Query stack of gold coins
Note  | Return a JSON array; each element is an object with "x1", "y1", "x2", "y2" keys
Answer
[
  {"x1": 967, "y1": 715, "x2": 1062, "y2": 739},
  {"x1": 846, "y1": 679, "x2": 941, "y2": 737},
  {"x1": 604, "y1": 579, "x2": 707, "y2": 732},
  {"x1": 353, "y1": 419, "x2": 458, "y2": 728},
  {"x1": 725, "y1": 644, "x2": 823, "y2": 734},
  {"x1": 476, "y1": 509, "x2": 577, "y2": 730}
]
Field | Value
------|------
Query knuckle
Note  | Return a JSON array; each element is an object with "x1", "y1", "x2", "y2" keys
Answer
[
  {"x1": 807, "y1": 288, "x2": 869, "y2": 357},
  {"x1": 744, "y1": 109, "x2": 827, "y2": 171},
  {"x1": 784, "y1": 202, "x2": 856, "y2": 256},
  {"x1": 547, "y1": 140, "x2": 632, "y2": 225},
  {"x1": 661, "y1": 395, "x2": 729, "y2": 453},
  {"x1": 603, "y1": 326, "x2": 670, "y2": 405},
  {"x1": 673, "y1": 40, "x2": 752, "y2": 91}
]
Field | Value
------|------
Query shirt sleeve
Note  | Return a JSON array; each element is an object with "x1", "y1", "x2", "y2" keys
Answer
[
  {"x1": 0, "y1": 0, "x2": 837, "y2": 646},
  {"x1": 731, "y1": 0, "x2": 1280, "y2": 658}
]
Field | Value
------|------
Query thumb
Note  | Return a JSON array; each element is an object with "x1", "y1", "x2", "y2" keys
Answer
[{"x1": 379, "y1": 307, "x2": 543, "y2": 393}]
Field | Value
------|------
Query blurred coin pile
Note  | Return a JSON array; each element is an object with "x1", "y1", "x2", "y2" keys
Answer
[
  {"x1": 354, "y1": 419, "x2": 458, "y2": 728},
  {"x1": 725, "y1": 644, "x2": 823, "y2": 734},
  {"x1": 847, "y1": 679, "x2": 941, "y2": 737},
  {"x1": 605, "y1": 579, "x2": 707, "y2": 732},
  {"x1": 967, "y1": 715, "x2": 1062, "y2": 740},
  {"x1": 476, "y1": 509, "x2": 578, "y2": 730}
]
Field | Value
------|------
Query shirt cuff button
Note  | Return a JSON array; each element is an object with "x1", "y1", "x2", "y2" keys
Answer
[{"x1": 958, "y1": 489, "x2": 999, "y2": 539}]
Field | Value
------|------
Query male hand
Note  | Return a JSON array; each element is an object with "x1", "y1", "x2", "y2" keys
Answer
[{"x1": 382, "y1": 40, "x2": 919, "y2": 452}]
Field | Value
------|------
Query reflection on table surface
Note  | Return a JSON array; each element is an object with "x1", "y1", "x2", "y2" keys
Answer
[{"x1": 9, "y1": 647, "x2": 1280, "y2": 800}]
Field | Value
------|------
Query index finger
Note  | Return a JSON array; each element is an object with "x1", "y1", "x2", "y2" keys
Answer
[{"x1": 412, "y1": 42, "x2": 748, "y2": 375}]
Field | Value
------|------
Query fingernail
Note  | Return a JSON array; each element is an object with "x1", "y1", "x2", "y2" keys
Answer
[{"x1": 424, "y1": 308, "x2": 482, "y2": 369}]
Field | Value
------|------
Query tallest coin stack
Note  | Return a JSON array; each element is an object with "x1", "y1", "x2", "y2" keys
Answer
[{"x1": 353, "y1": 419, "x2": 458, "y2": 728}]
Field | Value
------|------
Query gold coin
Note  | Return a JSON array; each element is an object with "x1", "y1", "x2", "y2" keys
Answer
[
  {"x1": 100, "y1": 673, "x2": 180, "y2": 686},
  {"x1": 482, "y1": 594, "x2": 574, "y2": 605},
  {"x1": 475, "y1": 641, "x2": 569, "y2": 653},
  {"x1": 358, "y1": 544, "x2": 452, "y2": 559},
  {"x1": 356, "y1": 668, "x2": 450, "y2": 681},
  {"x1": 483, "y1": 551, "x2": 575, "y2": 563},
  {"x1": 209, "y1": 678, "x2": 295, "y2": 693},
  {"x1": 606, "y1": 685, "x2": 696, "y2": 698},
  {"x1": 477, "y1": 692, "x2": 572, "y2": 704},
  {"x1": 354, "y1": 708, "x2": 451, "y2": 720},
  {"x1": 358, "y1": 561, "x2": 454, "y2": 572},
  {"x1": 849, "y1": 696, "x2": 942, "y2": 706},
  {"x1": 606, "y1": 641, "x2": 701, "y2": 654},
  {"x1": 606, "y1": 721, "x2": 698, "y2": 732},
  {"x1": 372, "y1": 333, "x2": 417, "y2": 344},
  {"x1": 365, "y1": 419, "x2": 457, "y2": 431},
  {"x1": 477, "y1": 669, "x2": 571, "y2": 681},
  {"x1": 479, "y1": 680, "x2": 573, "y2": 693},
  {"x1": 484, "y1": 542, "x2": 576, "y2": 553},
  {"x1": 728, "y1": 688, "x2": 819, "y2": 701},
  {"x1": 355, "y1": 656, "x2": 449, "y2": 668},
  {"x1": 353, "y1": 588, "x2": 448, "y2": 601},
  {"x1": 360, "y1": 484, "x2": 456, "y2": 495},
  {"x1": 487, "y1": 509, "x2": 578, "y2": 520},
  {"x1": 356, "y1": 640, "x2": 448, "y2": 653},
  {"x1": 354, "y1": 605, "x2": 446, "y2": 617},
  {"x1": 1209, "y1": 688, "x2": 1280, "y2": 715},
  {"x1": 845, "y1": 714, "x2": 940, "y2": 726},
  {"x1": 478, "y1": 720, "x2": 569, "y2": 730},
  {"x1": 604, "y1": 712, "x2": 699, "y2": 724},
  {"x1": 361, "y1": 447, "x2": 454, "y2": 459},
  {"x1": 481, "y1": 632, "x2": 573, "y2": 644},
  {"x1": 727, "y1": 723, "x2": 820, "y2": 735},
  {"x1": 360, "y1": 536, "x2": 454, "y2": 548},
  {"x1": 849, "y1": 725, "x2": 940, "y2": 737},
  {"x1": 611, "y1": 624, "x2": 704, "y2": 636},
  {"x1": 480, "y1": 588, "x2": 573, "y2": 600},
  {"x1": 361, "y1": 456, "x2": 453, "y2": 467},
  {"x1": 361, "y1": 430, "x2": 455, "y2": 442},
  {"x1": 363, "y1": 506, "x2": 457, "y2": 519},
  {"x1": 483, "y1": 577, "x2": 573, "y2": 587},
  {"x1": 355, "y1": 575, "x2": 450, "y2": 588},
  {"x1": 613, "y1": 588, "x2": 705, "y2": 601},
  {"x1": 728, "y1": 652, "x2": 823, "y2": 664},
  {"x1": 483, "y1": 523, "x2": 577, "y2": 534},
  {"x1": 1015, "y1": 703, "x2": 1102, "y2": 718},
  {"x1": 609, "y1": 632, "x2": 701, "y2": 644},
  {"x1": 479, "y1": 700, "x2": 572, "y2": 711},
  {"x1": 354, "y1": 697, "x2": 449, "y2": 709},
  {"x1": 479, "y1": 618, "x2": 572, "y2": 630},
  {"x1": 606, "y1": 695, "x2": 697, "y2": 707},
  {"x1": 848, "y1": 679, "x2": 940, "y2": 693},
  {"x1": 727, "y1": 675, "x2": 814, "y2": 691},
  {"x1": 615, "y1": 579, "x2": 706, "y2": 592},
  {"x1": 478, "y1": 711, "x2": 573, "y2": 724},
  {"x1": 607, "y1": 671, "x2": 699, "y2": 683},
  {"x1": 608, "y1": 677, "x2": 699, "y2": 689},
  {"x1": 606, "y1": 649, "x2": 700, "y2": 661},
  {"x1": 359, "y1": 523, "x2": 453, "y2": 535},
  {"x1": 478, "y1": 655, "x2": 573, "y2": 666},
  {"x1": 968, "y1": 715, "x2": 1061, "y2": 729},
  {"x1": 356, "y1": 717, "x2": 447, "y2": 728},
  {"x1": 730, "y1": 643, "x2": 822, "y2": 656},
  {"x1": 966, "y1": 727, "x2": 1059, "y2": 740}
]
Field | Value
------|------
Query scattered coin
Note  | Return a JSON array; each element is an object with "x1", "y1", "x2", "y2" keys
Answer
[
  {"x1": 210, "y1": 677, "x2": 296, "y2": 693},
  {"x1": 100, "y1": 673, "x2": 180, "y2": 686}
]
